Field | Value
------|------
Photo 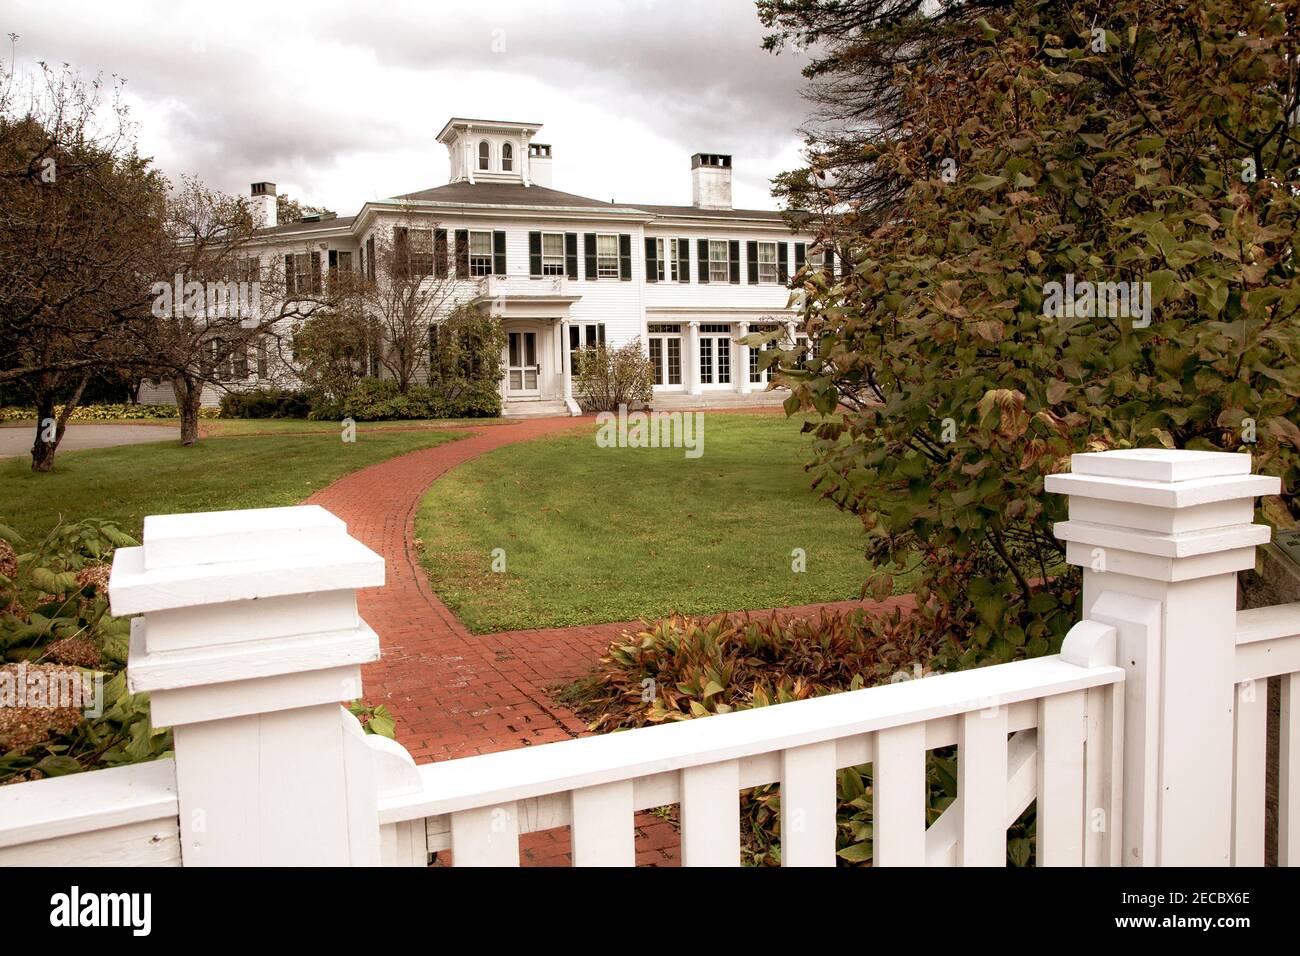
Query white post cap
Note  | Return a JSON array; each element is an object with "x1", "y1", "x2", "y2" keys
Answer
[{"x1": 1046, "y1": 449, "x2": 1280, "y2": 581}]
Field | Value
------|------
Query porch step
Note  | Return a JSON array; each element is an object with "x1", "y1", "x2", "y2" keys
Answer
[
  {"x1": 649, "y1": 389, "x2": 789, "y2": 411},
  {"x1": 502, "y1": 399, "x2": 573, "y2": 419}
]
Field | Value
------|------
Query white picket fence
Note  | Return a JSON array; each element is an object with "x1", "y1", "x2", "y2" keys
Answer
[{"x1": 1, "y1": 448, "x2": 1297, "y2": 867}]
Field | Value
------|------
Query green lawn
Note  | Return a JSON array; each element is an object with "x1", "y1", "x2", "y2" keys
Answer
[
  {"x1": 417, "y1": 413, "x2": 903, "y2": 632},
  {"x1": 0, "y1": 428, "x2": 464, "y2": 542}
]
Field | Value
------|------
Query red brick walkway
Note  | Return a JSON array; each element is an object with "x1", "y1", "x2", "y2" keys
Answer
[{"x1": 308, "y1": 414, "x2": 910, "y2": 865}]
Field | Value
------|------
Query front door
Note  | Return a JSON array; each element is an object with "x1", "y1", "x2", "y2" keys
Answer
[{"x1": 507, "y1": 331, "x2": 540, "y2": 396}]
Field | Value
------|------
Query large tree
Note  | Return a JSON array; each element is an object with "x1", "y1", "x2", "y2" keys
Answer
[
  {"x1": 0, "y1": 56, "x2": 169, "y2": 471},
  {"x1": 773, "y1": 0, "x2": 1300, "y2": 665},
  {"x1": 338, "y1": 212, "x2": 461, "y2": 394},
  {"x1": 139, "y1": 178, "x2": 323, "y2": 444}
]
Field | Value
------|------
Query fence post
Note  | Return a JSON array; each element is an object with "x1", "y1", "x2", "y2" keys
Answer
[
  {"x1": 110, "y1": 505, "x2": 385, "y2": 866},
  {"x1": 1047, "y1": 449, "x2": 1279, "y2": 865}
]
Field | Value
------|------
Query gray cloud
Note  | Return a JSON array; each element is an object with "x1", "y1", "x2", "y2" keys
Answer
[{"x1": 4, "y1": 0, "x2": 812, "y2": 211}]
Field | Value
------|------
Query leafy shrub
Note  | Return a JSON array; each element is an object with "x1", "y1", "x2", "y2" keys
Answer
[
  {"x1": 0, "y1": 518, "x2": 171, "y2": 785},
  {"x1": 218, "y1": 388, "x2": 311, "y2": 420},
  {"x1": 563, "y1": 610, "x2": 1035, "y2": 865},
  {"x1": 0, "y1": 403, "x2": 220, "y2": 422},
  {"x1": 310, "y1": 377, "x2": 501, "y2": 421},
  {"x1": 574, "y1": 340, "x2": 653, "y2": 413},
  {"x1": 778, "y1": 2, "x2": 1300, "y2": 673}
]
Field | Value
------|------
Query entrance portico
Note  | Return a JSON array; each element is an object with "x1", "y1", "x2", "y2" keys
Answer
[{"x1": 471, "y1": 276, "x2": 581, "y2": 415}]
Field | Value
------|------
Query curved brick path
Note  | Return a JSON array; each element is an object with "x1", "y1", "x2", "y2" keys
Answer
[{"x1": 308, "y1": 413, "x2": 911, "y2": 865}]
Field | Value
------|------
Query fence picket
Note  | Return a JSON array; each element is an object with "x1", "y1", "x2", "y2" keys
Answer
[
  {"x1": 1231, "y1": 680, "x2": 1267, "y2": 866},
  {"x1": 1037, "y1": 691, "x2": 1086, "y2": 866},
  {"x1": 874, "y1": 724, "x2": 927, "y2": 865},
  {"x1": 1283, "y1": 674, "x2": 1299, "y2": 867},
  {"x1": 958, "y1": 708, "x2": 1008, "y2": 866},
  {"x1": 449, "y1": 803, "x2": 520, "y2": 866},
  {"x1": 570, "y1": 780, "x2": 635, "y2": 866},
  {"x1": 779, "y1": 741, "x2": 837, "y2": 867},
  {"x1": 680, "y1": 761, "x2": 740, "y2": 866}
]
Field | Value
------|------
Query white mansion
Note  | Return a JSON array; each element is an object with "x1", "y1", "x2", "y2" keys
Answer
[{"x1": 147, "y1": 117, "x2": 824, "y2": 415}]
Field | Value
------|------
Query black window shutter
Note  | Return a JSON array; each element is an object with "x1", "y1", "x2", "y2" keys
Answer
[
  {"x1": 794, "y1": 242, "x2": 806, "y2": 275},
  {"x1": 493, "y1": 230, "x2": 506, "y2": 275},
  {"x1": 746, "y1": 241, "x2": 759, "y2": 284},
  {"x1": 528, "y1": 231, "x2": 542, "y2": 278},
  {"x1": 644, "y1": 236, "x2": 658, "y2": 282},
  {"x1": 311, "y1": 252, "x2": 322, "y2": 293},
  {"x1": 565, "y1": 233, "x2": 578, "y2": 279},
  {"x1": 778, "y1": 243, "x2": 789, "y2": 283},
  {"x1": 697, "y1": 239, "x2": 709, "y2": 284},
  {"x1": 328, "y1": 249, "x2": 338, "y2": 271},
  {"x1": 619, "y1": 234, "x2": 631, "y2": 280},
  {"x1": 434, "y1": 229, "x2": 448, "y2": 278},
  {"x1": 677, "y1": 237, "x2": 689, "y2": 282},
  {"x1": 728, "y1": 240, "x2": 740, "y2": 284},
  {"x1": 284, "y1": 255, "x2": 294, "y2": 295},
  {"x1": 454, "y1": 229, "x2": 469, "y2": 278},
  {"x1": 840, "y1": 246, "x2": 851, "y2": 278},
  {"x1": 584, "y1": 233, "x2": 597, "y2": 280}
]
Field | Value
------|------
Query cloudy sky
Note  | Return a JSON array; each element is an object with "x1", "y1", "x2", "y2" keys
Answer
[{"x1": 5, "y1": 0, "x2": 814, "y2": 214}]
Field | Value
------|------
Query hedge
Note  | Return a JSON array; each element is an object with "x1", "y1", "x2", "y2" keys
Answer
[{"x1": 0, "y1": 404, "x2": 221, "y2": 423}]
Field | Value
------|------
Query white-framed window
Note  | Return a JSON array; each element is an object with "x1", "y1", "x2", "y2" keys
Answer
[
  {"x1": 569, "y1": 322, "x2": 606, "y2": 374},
  {"x1": 652, "y1": 238, "x2": 666, "y2": 281},
  {"x1": 291, "y1": 253, "x2": 311, "y2": 294},
  {"x1": 235, "y1": 257, "x2": 259, "y2": 284},
  {"x1": 668, "y1": 238, "x2": 679, "y2": 281},
  {"x1": 478, "y1": 141, "x2": 490, "y2": 171},
  {"x1": 596, "y1": 234, "x2": 619, "y2": 278},
  {"x1": 709, "y1": 240, "x2": 728, "y2": 282},
  {"x1": 757, "y1": 241, "x2": 778, "y2": 283},
  {"x1": 541, "y1": 232, "x2": 565, "y2": 276},
  {"x1": 502, "y1": 142, "x2": 513, "y2": 171},
  {"x1": 469, "y1": 230, "x2": 494, "y2": 276}
]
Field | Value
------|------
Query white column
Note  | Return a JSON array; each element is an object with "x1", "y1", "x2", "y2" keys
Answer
[
  {"x1": 737, "y1": 321, "x2": 751, "y2": 395},
  {"x1": 560, "y1": 318, "x2": 575, "y2": 411},
  {"x1": 112, "y1": 505, "x2": 386, "y2": 866},
  {"x1": 1046, "y1": 449, "x2": 1279, "y2": 866},
  {"x1": 687, "y1": 320, "x2": 701, "y2": 396}
]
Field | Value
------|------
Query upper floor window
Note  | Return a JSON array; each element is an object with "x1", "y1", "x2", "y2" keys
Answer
[
  {"x1": 478, "y1": 141, "x2": 490, "y2": 171},
  {"x1": 708, "y1": 240, "x2": 729, "y2": 283},
  {"x1": 469, "y1": 230, "x2": 494, "y2": 276},
  {"x1": 668, "y1": 238, "x2": 679, "y2": 281},
  {"x1": 596, "y1": 234, "x2": 619, "y2": 278},
  {"x1": 502, "y1": 143, "x2": 513, "y2": 171},
  {"x1": 652, "y1": 238, "x2": 666, "y2": 282},
  {"x1": 757, "y1": 242, "x2": 778, "y2": 283},
  {"x1": 541, "y1": 232, "x2": 565, "y2": 276}
]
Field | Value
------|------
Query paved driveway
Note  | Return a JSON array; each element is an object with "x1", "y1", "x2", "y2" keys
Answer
[{"x1": 0, "y1": 423, "x2": 180, "y2": 459}]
